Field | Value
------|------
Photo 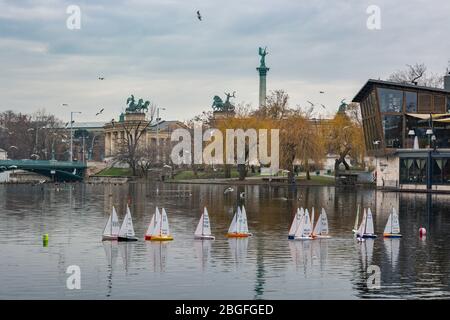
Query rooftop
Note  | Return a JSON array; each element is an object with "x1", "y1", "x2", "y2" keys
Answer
[{"x1": 352, "y1": 79, "x2": 450, "y2": 103}]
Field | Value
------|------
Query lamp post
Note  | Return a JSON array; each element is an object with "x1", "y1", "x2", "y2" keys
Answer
[
  {"x1": 408, "y1": 129, "x2": 415, "y2": 148},
  {"x1": 156, "y1": 107, "x2": 166, "y2": 163},
  {"x1": 425, "y1": 129, "x2": 434, "y2": 191},
  {"x1": 373, "y1": 140, "x2": 380, "y2": 183},
  {"x1": 70, "y1": 111, "x2": 81, "y2": 162}
]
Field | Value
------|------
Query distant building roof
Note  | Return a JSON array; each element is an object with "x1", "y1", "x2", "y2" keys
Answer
[
  {"x1": 72, "y1": 122, "x2": 108, "y2": 129},
  {"x1": 147, "y1": 120, "x2": 185, "y2": 132},
  {"x1": 353, "y1": 79, "x2": 450, "y2": 103}
]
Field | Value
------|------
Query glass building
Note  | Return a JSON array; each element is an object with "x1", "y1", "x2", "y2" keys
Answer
[{"x1": 353, "y1": 78, "x2": 450, "y2": 191}]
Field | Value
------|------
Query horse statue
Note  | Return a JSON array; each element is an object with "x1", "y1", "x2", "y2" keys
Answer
[
  {"x1": 125, "y1": 95, "x2": 150, "y2": 113},
  {"x1": 212, "y1": 95, "x2": 225, "y2": 111},
  {"x1": 212, "y1": 92, "x2": 236, "y2": 112}
]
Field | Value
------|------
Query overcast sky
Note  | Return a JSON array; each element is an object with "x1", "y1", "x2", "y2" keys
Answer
[{"x1": 1, "y1": 0, "x2": 450, "y2": 123}]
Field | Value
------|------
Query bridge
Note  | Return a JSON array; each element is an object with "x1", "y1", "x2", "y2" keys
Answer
[{"x1": 0, "y1": 160, "x2": 87, "y2": 182}]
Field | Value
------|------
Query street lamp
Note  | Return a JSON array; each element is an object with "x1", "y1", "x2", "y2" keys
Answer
[
  {"x1": 373, "y1": 140, "x2": 381, "y2": 182},
  {"x1": 70, "y1": 111, "x2": 82, "y2": 162},
  {"x1": 426, "y1": 128, "x2": 433, "y2": 148},
  {"x1": 156, "y1": 107, "x2": 166, "y2": 163},
  {"x1": 408, "y1": 130, "x2": 415, "y2": 148}
]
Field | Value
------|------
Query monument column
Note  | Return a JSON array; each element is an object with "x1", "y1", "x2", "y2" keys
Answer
[{"x1": 256, "y1": 47, "x2": 269, "y2": 108}]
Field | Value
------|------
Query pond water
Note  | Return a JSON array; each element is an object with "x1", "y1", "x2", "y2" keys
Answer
[{"x1": 0, "y1": 182, "x2": 449, "y2": 299}]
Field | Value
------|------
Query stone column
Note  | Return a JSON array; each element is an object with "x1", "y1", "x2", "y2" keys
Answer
[{"x1": 257, "y1": 66, "x2": 270, "y2": 108}]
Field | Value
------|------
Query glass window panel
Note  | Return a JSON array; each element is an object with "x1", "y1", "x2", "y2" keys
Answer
[
  {"x1": 382, "y1": 115, "x2": 403, "y2": 148},
  {"x1": 443, "y1": 159, "x2": 450, "y2": 184},
  {"x1": 378, "y1": 88, "x2": 403, "y2": 112},
  {"x1": 400, "y1": 159, "x2": 408, "y2": 183},
  {"x1": 432, "y1": 159, "x2": 443, "y2": 184},
  {"x1": 405, "y1": 91, "x2": 417, "y2": 113}
]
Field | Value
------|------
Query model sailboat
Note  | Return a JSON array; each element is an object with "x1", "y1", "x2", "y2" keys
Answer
[
  {"x1": 144, "y1": 207, "x2": 160, "y2": 240},
  {"x1": 383, "y1": 208, "x2": 402, "y2": 238},
  {"x1": 117, "y1": 205, "x2": 138, "y2": 241},
  {"x1": 227, "y1": 205, "x2": 252, "y2": 238},
  {"x1": 102, "y1": 206, "x2": 121, "y2": 241},
  {"x1": 288, "y1": 207, "x2": 304, "y2": 239},
  {"x1": 150, "y1": 208, "x2": 174, "y2": 241},
  {"x1": 357, "y1": 208, "x2": 377, "y2": 239},
  {"x1": 313, "y1": 208, "x2": 331, "y2": 239},
  {"x1": 195, "y1": 207, "x2": 215, "y2": 240},
  {"x1": 294, "y1": 208, "x2": 313, "y2": 240}
]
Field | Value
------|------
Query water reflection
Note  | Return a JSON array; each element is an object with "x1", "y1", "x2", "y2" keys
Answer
[
  {"x1": 1, "y1": 183, "x2": 450, "y2": 299},
  {"x1": 193, "y1": 240, "x2": 212, "y2": 271}
]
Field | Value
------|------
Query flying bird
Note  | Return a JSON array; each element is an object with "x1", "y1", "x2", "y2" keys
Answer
[
  {"x1": 96, "y1": 108, "x2": 104, "y2": 116},
  {"x1": 196, "y1": 10, "x2": 202, "y2": 21},
  {"x1": 320, "y1": 104, "x2": 326, "y2": 109},
  {"x1": 98, "y1": 77, "x2": 104, "y2": 80},
  {"x1": 224, "y1": 187, "x2": 234, "y2": 194},
  {"x1": 64, "y1": 120, "x2": 75, "y2": 127},
  {"x1": 319, "y1": 91, "x2": 325, "y2": 94},
  {"x1": 62, "y1": 103, "x2": 68, "y2": 106},
  {"x1": 307, "y1": 101, "x2": 315, "y2": 107}
]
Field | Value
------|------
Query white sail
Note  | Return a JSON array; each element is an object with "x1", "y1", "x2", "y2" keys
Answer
[
  {"x1": 383, "y1": 212, "x2": 392, "y2": 234},
  {"x1": 228, "y1": 211, "x2": 238, "y2": 234},
  {"x1": 103, "y1": 206, "x2": 120, "y2": 237},
  {"x1": 311, "y1": 207, "x2": 315, "y2": 234},
  {"x1": 118, "y1": 205, "x2": 135, "y2": 238},
  {"x1": 357, "y1": 209, "x2": 367, "y2": 236},
  {"x1": 240, "y1": 205, "x2": 249, "y2": 234},
  {"x1": 303, "y1": 209, "x2": 312, "y2": 236},
  {"x1": 391, "y1": 208, "x2": 400, "y2": 234},
  {"x1": 295, "y1": 209, "x2": 312, "y2": 238},
  {"x1": 289, "y1": 208, "x2": 303, "y2": 235},
  {"x1": 313, "y1": 211, "x2": 322, "y2": 235},
  {"x1": 145, "y1": 214, "x2": 156, "y2": 237},
  {"x1": 195, "y1": 207, "x2": 212, "y2": 237},
  {"x1": 195, "y1": 214, "x2": 204, "y2": 236},
  {"x1": 160, "y1": 208, "x2": 170, "y2": 236},
  {"x1": 320, "y1": 208, "x2": 329, "y2": 235},
  {"x1": 365, "y1": 208, "x2": 375, "y2": 235},
  {"x1": 151, "y1": 207, "x2": 162, "y2": 237},
  {"x1": 202, "y1": 207, "x2": 212, "y2": 236}
]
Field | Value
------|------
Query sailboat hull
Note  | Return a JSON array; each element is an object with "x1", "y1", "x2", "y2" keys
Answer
[
  {"x1": 362, "y1": 234, "x2": 377, "y2": 239},
  {"x1": 144, "y1": 235, "x2": 152, "y2": 240},
  {"x1": 383, "y1": 233, "x2": 402, "y2": 238},
  {"x1": 151, "y1": 235, "x2": 174, "y2": 241},
  {"x1": 117, "y1": 236, "x2": 138, "y2": 242},
  {"x1": 102, "y1": 235, "x2": 118, "y2": 241},
  {"x1": 288, "y1": 235, "x2": 295, "y2": 240},
  {"x1": 195, "y1": 235, "x2": 215, "y2": 240},
  {"x1": 294, "y1": 236, "x2": 313, "y2": 240},
  {"x1": 227, "y1": 233, "x2": 252, "y2": 238},
  {"x1": 314, "y1": 235, "x2": 331, "y2": 239}
]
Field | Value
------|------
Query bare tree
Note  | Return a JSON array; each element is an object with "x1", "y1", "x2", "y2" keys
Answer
[
  {"x1": 388, "y1": 63, "x2": 444, "y2": 88},
  {"x1": 113, "y1": 107, "x2": 156, "y2": 176}
]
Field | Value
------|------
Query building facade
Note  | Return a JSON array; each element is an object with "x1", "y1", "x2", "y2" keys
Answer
[
  {"x1": 104, "y1": 112, "x2": 184, "y2": 163},
  {"x1": 353, "y1": 72, "x2": 450, "y2": 192}
]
